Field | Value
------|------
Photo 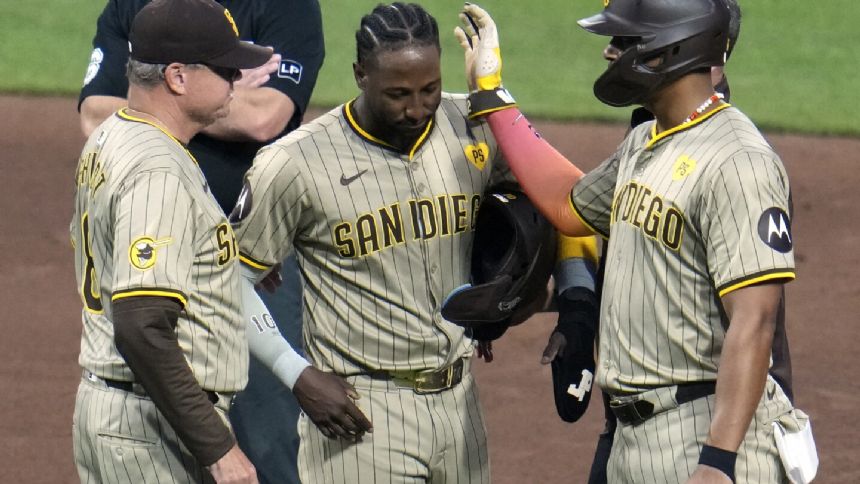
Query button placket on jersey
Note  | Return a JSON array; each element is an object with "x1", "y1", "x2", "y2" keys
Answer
[{"x1": 404, "y1": 156, "x2": 438, "y2": 307}]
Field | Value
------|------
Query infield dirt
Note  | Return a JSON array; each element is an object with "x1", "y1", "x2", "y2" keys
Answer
[{"x1": 2, "y1": 95, "x2": 857, "y2": 483}]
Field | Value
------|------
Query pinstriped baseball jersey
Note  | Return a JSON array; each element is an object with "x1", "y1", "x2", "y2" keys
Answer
[
  {"x1": 570, "y1": 105, "x2": 795, "y2": 393},
  {"x1": 71, "y1": 108, "x2": 247, "y2": 392},
  {"x1": 233, "y1": 93, "x2": 514, "y2": 375}
]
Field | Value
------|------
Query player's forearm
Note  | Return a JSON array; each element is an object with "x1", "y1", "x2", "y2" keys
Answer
[
  {"x1": 241, "y1": 265, "x2": 310, "y2": 389},
  {"x1": 80, "y1": 95, "x2": 127, "y2": 137},
  {"x1": 487, "y1": 109, "x2": 589, "y2": 236},
  {"x1": 707, "y1": 327, "x2": 771, "y2": 451},
  {"x1": 707, "y1": 285, "x2": 781, "y2": 451},
  {"x1": 202, "y1": 87, "x2": 296, "y2": 142},
  {"x1": 112, "y1": 296, "x2": 235, "y2": 466}
]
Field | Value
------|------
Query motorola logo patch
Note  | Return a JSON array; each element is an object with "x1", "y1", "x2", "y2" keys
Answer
[{"x1": 757, "y1": 207, "x2": 792, "y2": 253}]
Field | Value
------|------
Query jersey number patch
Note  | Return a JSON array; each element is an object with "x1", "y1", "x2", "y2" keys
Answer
[{"x1": 80, "y1": 213, "x2": 104, "y2": 313}]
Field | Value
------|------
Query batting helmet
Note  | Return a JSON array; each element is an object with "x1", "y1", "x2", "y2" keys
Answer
[
  {"x1": 441, "y1": 191, "x2": 557, "y2": 332},
  {"x1": 578, "y1": 0, "x2": 731, "y2": 107}
]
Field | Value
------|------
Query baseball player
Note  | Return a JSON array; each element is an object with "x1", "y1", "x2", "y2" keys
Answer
[
  {"x1": 70, "y1": 0, "x2": 272, "y2": 481},
  {"x1": 78, "y1": 1, "x2": 325, "y2": 481},
  {"x1": 571, "y1": 4, "x2": 798, "y2": 482},
  {"x1": 458, "y1": 1, "x2": 814, "y2": 483},
  {"x1": 229, "y1": 3, "x2": 593, "y2": 482}
]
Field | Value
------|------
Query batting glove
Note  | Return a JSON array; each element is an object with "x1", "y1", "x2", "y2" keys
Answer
[{"x1": 455, "y1": 3, "x2": 517, "y2": 118}]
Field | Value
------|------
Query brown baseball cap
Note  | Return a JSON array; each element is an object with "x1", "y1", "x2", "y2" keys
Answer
[{"x1": 129, "y1": 0, "x2": 271, "y2": 69}]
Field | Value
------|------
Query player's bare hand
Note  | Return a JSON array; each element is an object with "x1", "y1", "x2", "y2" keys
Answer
[
  {"x1": 293, "y1": 366, "x2": 373, "y2": 441},
  {"x1": 540, "y1": 330, "x2": 567, "y2": 365},
  {"x1": 255, "y1": 263, "x2": 282, "y2": 294},
  {"x1": 476, "y1": 340, "x2": 494, "y2": 362},
  {"x1": 686, "y1": 464, "x2": 733, "y2": 483},
  {"x1": 236, "y1": 50, "x2": 280, "y2": 89},
  {"x1": 454, "y1": 3, "x2": 503, "y2": 92},
  {"x1": 207, "y1": 443, "x2": 258, "y2": 484}
]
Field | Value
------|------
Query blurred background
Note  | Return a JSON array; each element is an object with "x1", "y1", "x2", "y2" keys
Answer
[{"x1": 2, "y1": 0, "x2": 858, "y2": 135}]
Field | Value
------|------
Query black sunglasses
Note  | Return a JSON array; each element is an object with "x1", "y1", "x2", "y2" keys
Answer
[{"x1": 202, "y1": 64, "x2": 242, "y2": 83}]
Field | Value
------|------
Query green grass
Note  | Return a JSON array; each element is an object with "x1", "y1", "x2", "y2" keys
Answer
[
  {"x1": 2, "y1": 0, "x2": 858, "y2": 135},
  {"x1": 312, "y1": 0, "x2": 618, "y2": 121},
  {"x1": 0, "y1": 1, "x2": 105, "y2": 94}
]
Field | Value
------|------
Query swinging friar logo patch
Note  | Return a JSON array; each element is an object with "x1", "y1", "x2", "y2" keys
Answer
[{"x1": 757, "y1": 207, "x2": 792, "y2": 253}]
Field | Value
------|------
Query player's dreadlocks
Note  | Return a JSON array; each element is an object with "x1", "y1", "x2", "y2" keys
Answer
[{"x1": 356, "y1": 2, "x2": 439, "y2": 66}]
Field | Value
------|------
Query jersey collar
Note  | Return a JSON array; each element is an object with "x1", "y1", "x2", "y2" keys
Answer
[
  {"x1": 116, "y1": 108, "x2": 198, "y2": 163},
  {"x1": 343, "y1": 99, "x2": 434, "y2": 160},
  {"x1": 644, "y1": 103, "x2": 731, "y2": 150}
]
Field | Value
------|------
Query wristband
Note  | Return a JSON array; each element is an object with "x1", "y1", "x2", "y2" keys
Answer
[
  {"x1": 241, "y1": 264, "x2": 311, "y2": 390},
  {"x1": 698, "y1": 444, "x2": 737, "y2": 482},
  {"x1": 271, "y1": 350, "x2": 312, "y2": 390},
  {"x1": 555, "y1": 257, "x2": 597, "y2": 295},
  {"x1": 467, "y1": 88, "x2": 517, "y2": 118}
]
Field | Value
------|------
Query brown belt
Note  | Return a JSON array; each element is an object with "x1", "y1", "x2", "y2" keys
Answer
[{"x1": 369, "y1": 358, "x2": 466, "y2": 394}]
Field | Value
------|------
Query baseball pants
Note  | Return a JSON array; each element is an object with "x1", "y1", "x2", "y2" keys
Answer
[
  {"x1": 72, "y1": 372, "x2": 233, "y2": 484},
  {"x1": 298, "y1": 366, "x2": 489, "y2": 484},
  {"x1": 607, "y1": 376, "x2": 793, "y2": 483}
]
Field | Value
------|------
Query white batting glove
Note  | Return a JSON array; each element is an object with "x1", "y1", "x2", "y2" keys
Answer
[
  {"x1": 455, "y1": 3, "x2": 502, "y2": 91},
  {"x1": 455, "y1": 3, "x2": 516, "y2": 118}
]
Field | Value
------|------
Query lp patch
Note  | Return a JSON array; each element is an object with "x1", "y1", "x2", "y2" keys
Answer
[
  {"x1": 278, "y1": 59, "x2": 303, "y2": 83},
  {"x1": 129, "y1": 236, "x2": 172, "y2": 270},
  {"x1": 758, "y1": 207, "x2": 792, "y2": 253}
]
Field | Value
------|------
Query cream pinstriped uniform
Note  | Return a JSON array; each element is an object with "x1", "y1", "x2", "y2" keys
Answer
[
  {"x1": 71, "y1": 109, "x2": 246, "y2": 482},
  {"x1": 233, "y1": 93, "x2": 512, "y2": 483},
  {"x1": 572, "y1": 105, "x2": 798, "y2": 483}
]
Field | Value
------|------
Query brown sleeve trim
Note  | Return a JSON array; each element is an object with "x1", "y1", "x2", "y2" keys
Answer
[{"x1": 112, "y1": 296, "x2": 234, "y2": 466}]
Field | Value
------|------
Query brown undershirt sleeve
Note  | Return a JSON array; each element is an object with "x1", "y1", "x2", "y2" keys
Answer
[{"x1": 112, "y1": 296, "x2": 235, "y2": 466}]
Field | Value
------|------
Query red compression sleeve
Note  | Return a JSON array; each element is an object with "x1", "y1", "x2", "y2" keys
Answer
[{"x1": 487, "y1": 109, "x2": 589, "y2": 236}]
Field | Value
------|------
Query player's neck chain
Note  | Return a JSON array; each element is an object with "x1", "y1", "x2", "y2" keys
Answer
[
  {"x1": 683, "y1": 92, "x2": 725, "y2": 124},
  {"x1": 126, "y1": 108, "x2": 169, "y2": 132}
]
